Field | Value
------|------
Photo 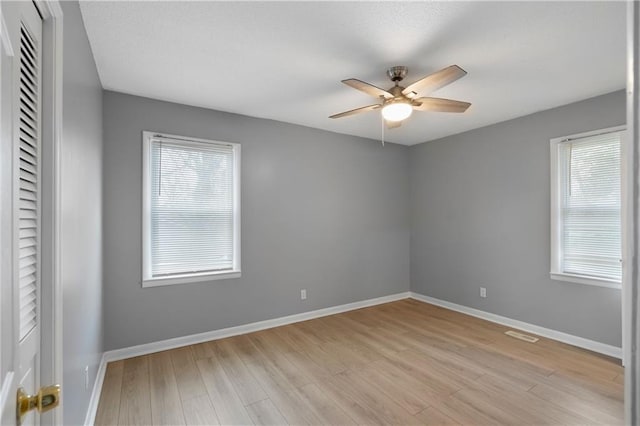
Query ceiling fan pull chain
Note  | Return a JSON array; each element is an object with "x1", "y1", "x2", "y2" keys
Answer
[
  {"x1": 381, "y1": 114, "x2": 385, "y2": 147},
  {"x1": 158, "y1": 140, "x2": 163, "y2": 196}
]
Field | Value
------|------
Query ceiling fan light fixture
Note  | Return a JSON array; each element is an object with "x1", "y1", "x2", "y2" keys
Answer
[{"x1": 381, "y1": 101, "x2": 412, "y2": 122}]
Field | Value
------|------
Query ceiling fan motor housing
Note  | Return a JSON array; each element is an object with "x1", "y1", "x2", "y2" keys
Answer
[{"x1": 387, "y1": 66, "x2": 408, "y2": 82}]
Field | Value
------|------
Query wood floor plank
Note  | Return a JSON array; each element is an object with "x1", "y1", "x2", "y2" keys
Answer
[
  {"x1": 324, "y1": 369, "x2": 421, "y2": 425},
  {"x1": 529, "y1": 382, "x2": 624, "y2": 424},
  {"x1": 321, "y1": 315, "x2": 402, "y2": 357},
  {"x1": 313, "y1": 375, "x2": 390, "y2": 425},
  {"x1": 414, "y1": 406, "x2": 460, "y2": 425},
  {"x1": 356, "y1": 363, "x2": 429, "y2": 414},
  {"x1": 545, "y1": 369, "x2": 624, "y2": 404},
  {"x1": 429, "y1": 394, "x2": 502, "y2": 425},
  {"x1": 281, "y1": 348, "x2": 334, "y2": 381},
  {"x1": 296, "y1": 383, "x2": 357, "y2": 425},
  {"x1": 346, "y1": 306, "x2": 409, "y2": 335},
  {"x1": 294, "y1": 319, "x2": 336, "y2": 344},
  {"x1": 248, "y1": 332, "x2": 314, "y2": 388},
  {"x1": 149, "y1": 351, "x2": 186, "y2": 425},
  {"x1": 196, "y1": 357, "x2": 254, "y2": 425},
  {"x1": 252, "y1": 371, "x2": 324, "y2": 425},
  {"x1": 454, "y1": 345, "x2": 548, "y2": 391},
  {"x1": 228, "y1": 336, "x2": 300, "y2": 393},
  {"x1": 96, "y1": 300, "x2": 623, "y2": 426},
  {"x1": 212, "y1": 338, "x2": 269, "y2": 405},
  {"x1": 190, "y1": 342, "x2": 215, "y2": 360},
  {"x1": 95, "y1": 360, "x2": 124, "y2": 426},
  {"x1": 253, "y1": 328, "x2": 298, "y2": 354},
  {"x1": 237, "y1": 345, "x2": 325, "y2": 425},
  {"x1": 181, "y1": 395, "x2": 220, "y2": 426},
  {"x1": 170, "y1": 346, "x2": 208, "y2": 401},
  {"x1": 384, "y1": 350, "x2": 466, "y2": 395},
  {"x1": 474, "y1": 373, "x2": 593, "y2": 425},
  {"x1": 268, "y1": 325, "x2": 310, "y2": 354},
  {"x1": 118, "y1": 356, "x2": 152, "y2": 426},
  {"x1": 614, "y1": 373, "x2": 624, "y2": 385},
  {"x1": 400, "y1": 334, "x2": 485, "y2": 380},
  {"x1": 366, "y1": 358, "x2": 448, "y2": 405},
  {"x1": 452, "y1": 386, "x2": 542, "y2": 424},
  {"x1": 246, "y1": 398, "x2": 288, "y2": 425},
  {"x1": 301, "y1": 344, "x2": 349, "y2": 375}
]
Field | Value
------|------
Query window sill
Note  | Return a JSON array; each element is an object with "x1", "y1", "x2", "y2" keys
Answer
[
  {"x1": 142, "y1": 270, "x2": 241, "y2": 288},
  {"x1": 550, "y1": 272, "x2": 621, "y2": 289}
]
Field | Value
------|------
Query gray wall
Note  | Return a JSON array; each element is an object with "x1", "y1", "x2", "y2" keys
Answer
[
  {"x1": 102, "y1": 91, "x2": 410, "y2": 351},
  {"x1": 410, "y1": 90, "x2": 625, "y2": 347},
  {"x1": 61, "y1": 2, "x2": 103, "y2": 424}
]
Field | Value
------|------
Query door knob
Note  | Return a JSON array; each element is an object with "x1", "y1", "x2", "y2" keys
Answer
[{"x1": 16, "y1": 385, "x2": 60, "y2": 424}]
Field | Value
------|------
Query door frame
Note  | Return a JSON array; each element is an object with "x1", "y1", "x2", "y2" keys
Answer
[
  {"x1": 31, "y1": 1, "x2": 63, "y2": 424},
  {"x1": 626, "y1": 0, "x2": 639, "y2": 424}
]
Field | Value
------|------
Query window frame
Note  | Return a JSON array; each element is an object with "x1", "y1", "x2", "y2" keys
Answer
[
  {"x1": 141, "y1": 131, "x2": 241, "y2": 288},
  {"x1": 550, "y1": 125, "x2": 625, "y2": 289}
]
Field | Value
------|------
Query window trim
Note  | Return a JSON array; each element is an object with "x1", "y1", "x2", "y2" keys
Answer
[
  {"x1": 141, "y1": 131, "x2": 241, "y2": 288},
  {"x1": 549, "y1": 125, "x2": 625, "y2": 289}
]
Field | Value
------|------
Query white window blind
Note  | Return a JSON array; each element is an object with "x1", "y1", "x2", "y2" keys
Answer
[
  {"x1": 145, "y1": 134, "x2": 239, "y2": 282},
  {"x1": 556, "y1": 131, "x2": 621, "y2": 282}
]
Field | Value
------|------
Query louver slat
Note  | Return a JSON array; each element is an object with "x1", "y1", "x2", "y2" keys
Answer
[{"x1": 17, "y1": 23, "x2": 39, "y2": 341}]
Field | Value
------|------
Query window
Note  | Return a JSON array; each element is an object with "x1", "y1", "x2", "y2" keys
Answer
[
  {"x1": 550, "y1": 126, "x2": 624, "y2": 288},
  {"x1": 142, "y1": 131, "x2": 241, "y2": 287}
]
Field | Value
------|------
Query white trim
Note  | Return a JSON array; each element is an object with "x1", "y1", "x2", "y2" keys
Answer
[
  {"x1": 0, "y1": 6, "x2": 13, "y2": 56},
  {"x1": 551, "y1": 125, "x2": 628, "y2": 144},
  {"x1": 622, "y1": 119, "x2": 632, "y2": 367},
  {"x1": 550, "y1": 272, "x2": 621, "y2": 289},
  {"x1": 38, "y1": 3, "x2": 64, "y2": 425},
  {"x1": 549, "y1": 125, "x2": 626, "y2": 287},
  {"x1": 410, "y1": 292, "x2": 622, "y2": 359},
  {"x1": 625, "y1": 2, "x2": 640, "y2": 423},
  {"x1": 233, "y1": 142, "x2": 241, "y2": 275},
  {"x1": 0, "y1": 372, "x2": 14, "y2": 420},
  {"x1": 142, "y1": 270, "x2": 241, "y2": 288},
  {"x1": 141, "y1": 131, "x2": 242, "y2": 287},
  {"x1": 83, "y1": 354, "x2": 106, "y2": 426}
]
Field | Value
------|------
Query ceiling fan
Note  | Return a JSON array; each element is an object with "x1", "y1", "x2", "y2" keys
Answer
[{"x1": 330, "y1": 65, "x2": 471, "y2": 128}]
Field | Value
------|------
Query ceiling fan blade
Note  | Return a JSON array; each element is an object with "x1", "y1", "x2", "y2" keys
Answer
[
  {"x1": 329, "y1": 104, "x2": 381, "y2": 119},
  {"x1": 402, "y1": 65, "x2": 467, "y2": 97},
  {"x1": 413, "y1": 97, "x2": 471, "y2": 113},
  {"x1": 386, "y1": 120, "x2": 402, "y2": 129},
  {"x1": 342, "y1": 79, "x2": 394, "y2": 99}
]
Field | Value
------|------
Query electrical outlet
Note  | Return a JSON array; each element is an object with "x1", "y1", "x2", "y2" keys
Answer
[
  {"x1": 84, "y1": 366, "x2": 89, "y2": 390},
  {"x1": 300, "y1": 289, "x2": 307, "y2": 300},
  {"x1": 480, "y1": 287, "x2": 487, "y2": 298}
]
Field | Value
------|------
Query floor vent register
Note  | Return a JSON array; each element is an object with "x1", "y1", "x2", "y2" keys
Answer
[{"x1": 505, "y1": 330, "x2": 539, "y2": 343}]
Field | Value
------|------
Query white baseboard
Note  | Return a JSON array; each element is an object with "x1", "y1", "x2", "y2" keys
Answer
[
  {"x1": 83, "y1": 354, "x2": 108, "y2": 426},
  {"x1": 409, "y1": 292, "x2": 622, "y2": 359},
  {"x1": 83, "y1": 291, "x2": 410, "y2": 425},
  {"x1": 103, "y1": 291, "x2": 410, "y2": 363}
]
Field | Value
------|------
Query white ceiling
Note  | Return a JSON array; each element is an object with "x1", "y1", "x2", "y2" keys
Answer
[{"x1": 79, "y1": 1, "x2": 626, "y2": 146}]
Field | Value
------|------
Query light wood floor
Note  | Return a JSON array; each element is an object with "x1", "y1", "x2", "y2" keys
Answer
[{"x1": 95, "y1": 299, "x2": 624, "y2": 425}]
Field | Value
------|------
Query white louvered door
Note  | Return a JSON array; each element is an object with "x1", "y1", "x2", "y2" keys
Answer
[
  {"x1": 15, "y1": 8, "x2": 42, "y2": 426},
  {"x1": 0, "y1": 2, "x2": 43, "y2": 425},
  {"x1": 1, "y1": 1, "x2": 62, "y2": 424}
]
